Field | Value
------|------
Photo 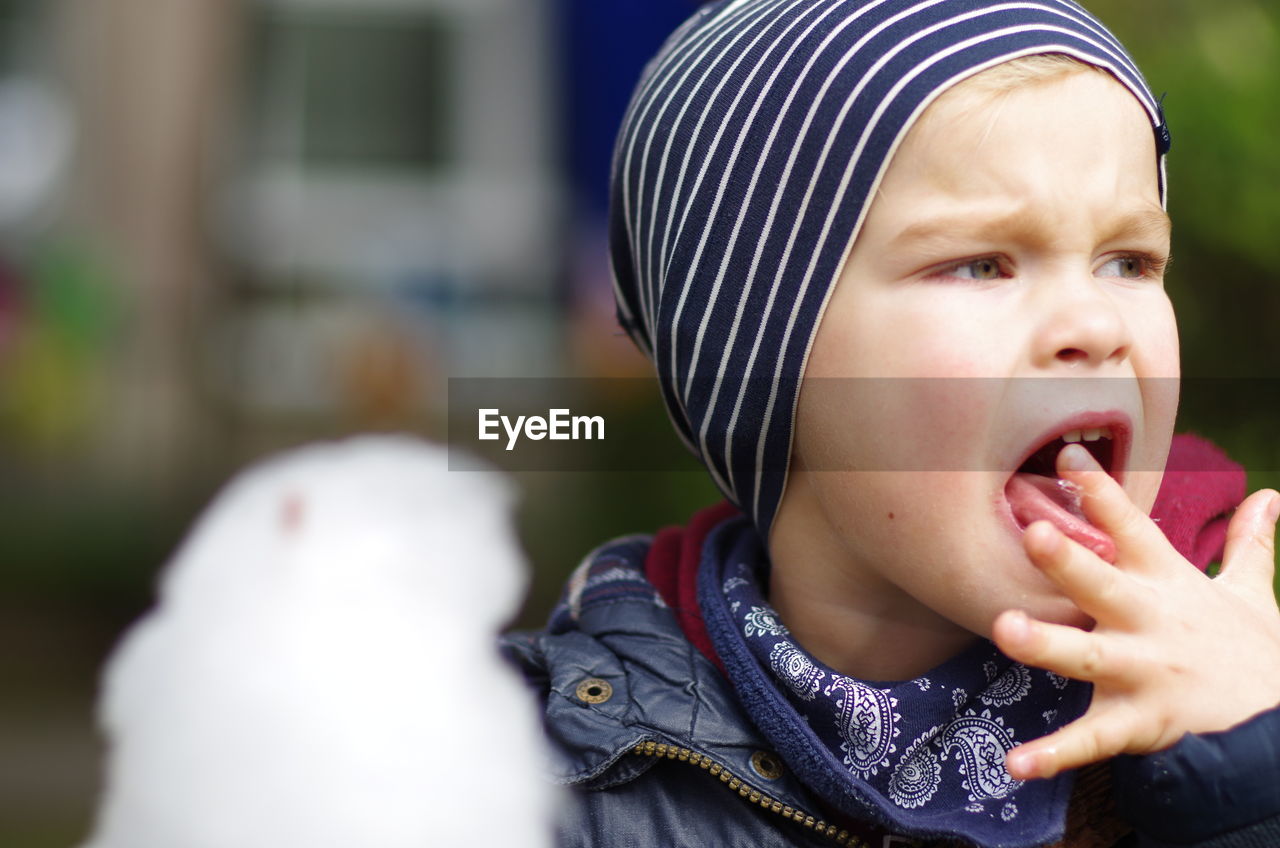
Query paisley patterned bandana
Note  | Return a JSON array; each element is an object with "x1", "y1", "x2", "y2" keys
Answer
[{"x1": 699, "y1": 515, "x2": 1092, "y2": 847}]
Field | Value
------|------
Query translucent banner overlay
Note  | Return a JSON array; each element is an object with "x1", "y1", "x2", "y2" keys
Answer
[{"x1": 447, "y1": 378, "x2": 1278, "y2": 472}]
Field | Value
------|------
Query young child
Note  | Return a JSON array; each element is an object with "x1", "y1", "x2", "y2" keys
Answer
[{"x1": 505, "y1": 2, "x2": 1280, "y2": 846}]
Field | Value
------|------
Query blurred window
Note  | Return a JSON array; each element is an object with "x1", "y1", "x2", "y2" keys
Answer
[{"x1": 250, "y1": 7, "x2": 453, "y2": 172}]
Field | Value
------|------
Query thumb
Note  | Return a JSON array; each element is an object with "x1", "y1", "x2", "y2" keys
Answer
[{"x1": 1218, "y1": 489, "x2": 1280, "y2": 589}]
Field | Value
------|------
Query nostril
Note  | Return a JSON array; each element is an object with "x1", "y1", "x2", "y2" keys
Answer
[{"x1": 1056, "y1": 347, "x2": 1088, "y2": 363}]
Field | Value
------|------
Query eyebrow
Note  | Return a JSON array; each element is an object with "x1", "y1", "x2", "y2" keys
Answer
[{"x1": 889, "y1": 206, "x2": 1172, "y2": 252}]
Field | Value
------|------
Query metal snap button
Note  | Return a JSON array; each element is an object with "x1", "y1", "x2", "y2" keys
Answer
[
  {"x1": 575, "y1": 678, "x2": 613, "y2": 704},
  {"x1": 750, "y1": 750, "x2": 784, "y2": 780}
]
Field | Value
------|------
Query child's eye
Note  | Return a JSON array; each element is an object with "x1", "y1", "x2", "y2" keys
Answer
[
  {"x1": 1097, "y1": 254, "x2": 1164, "y2": 279},
  {"x1": 936, "y1": 257, "x2": 1006, "y2": 280}
]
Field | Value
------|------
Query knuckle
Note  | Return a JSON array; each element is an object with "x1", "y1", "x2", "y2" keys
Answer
[
  {"x1": 1073, "y1": 730, "x2": 1102, "y2": 766},
  {"x1": 1094, "y1": 722, "x2": 1126, "y2": 759},
  {"x1": 1113, "y1": 502, "x2": 1149, "y2": 540},
  {"x1": 1079, "y1": 641, "x2": 1107, "y2": 677},
  {"x1": 1253, "y1": 529, "x2": 1277, "y2": 560},
  {"x1": 1091, "y1": 569, "x2": 1122, "y2": 608},
  {"x1": 1151, "y1": 709, "x2": 1176, "y2": 750},
  {"x1": 1100, "y1": 643, "x2": 1130, "y2": 679},
  {"x1": 1115, "y1": 701, "x2": 1159, "y2": 753}
]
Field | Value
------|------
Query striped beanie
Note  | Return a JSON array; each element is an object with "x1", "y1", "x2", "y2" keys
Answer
[{"x1": 608, "y1": 0, "x2": 1170, "y2": 538}]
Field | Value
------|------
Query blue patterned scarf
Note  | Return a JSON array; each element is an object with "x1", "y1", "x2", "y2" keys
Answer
[{"x1": 699, "y1": 515, "x2": 1092, "y2": 847}]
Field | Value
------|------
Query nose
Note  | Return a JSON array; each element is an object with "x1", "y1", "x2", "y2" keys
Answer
[{"x1": 1030, "y1": 275, "x2": 1133, "y2": 369}]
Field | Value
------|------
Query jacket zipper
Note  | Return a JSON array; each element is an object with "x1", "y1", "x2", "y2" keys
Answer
[{"x1": 630, "y1": 740, "x2": 879, "y2": 848}]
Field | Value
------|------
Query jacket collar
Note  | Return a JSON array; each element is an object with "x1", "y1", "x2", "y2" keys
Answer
[{"x1": 540, "y1": 533, "x2": 824, "y2": 814}]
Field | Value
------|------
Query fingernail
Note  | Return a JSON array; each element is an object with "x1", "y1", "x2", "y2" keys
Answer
[
  {"x1": 1027, "y1": 521, "x2": 1061, "y2": 555},
  {"x1": 1008, "y1": 748, "x2": 1044, "y2": 780},
  {"x1": 1005, "y1": 610, "x2": 1030, "y2": 642},
  {"x1": 1267, "y1": 494, "x2": 1280, "y2": 524},
  {"x1": 1060, "y1": 443, "x2": 1094, "y2": 472}
]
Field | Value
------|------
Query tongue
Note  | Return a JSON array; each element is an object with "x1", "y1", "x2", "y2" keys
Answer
[{"x1": 1005, "y1": 472, "x2": 1117, "y2": 563}]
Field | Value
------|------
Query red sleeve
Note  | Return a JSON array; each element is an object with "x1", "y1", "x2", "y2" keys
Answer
[{"x1": 1151, "y1": 433, "x2": 1247, "y2": 571}]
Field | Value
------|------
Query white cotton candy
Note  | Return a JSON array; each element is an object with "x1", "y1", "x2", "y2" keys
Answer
[{"x1": 82, "y1": 435, "x2": 558, "y2": 848}]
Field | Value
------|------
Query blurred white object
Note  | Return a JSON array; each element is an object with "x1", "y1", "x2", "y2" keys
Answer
[
  {"x1": 0, "y1": 77, "x2": 74, "y2": 233},
  {"x1": 82, "y1": 435, "x2": 558, "y2": 848}
]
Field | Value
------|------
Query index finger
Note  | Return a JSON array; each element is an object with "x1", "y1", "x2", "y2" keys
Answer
[{"x1": 1056, "y1": 443, "x2": 1172, "y2": 571}]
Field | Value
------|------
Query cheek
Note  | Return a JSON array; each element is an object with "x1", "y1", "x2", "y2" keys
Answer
[
  {"x1": 1133, "y1": 293, "x2": 1181, "y2": 379},
  {"x1": 804, "y1": 293, "x2": 1011, "y2": 470},
  {"x1": 797, "y1": 378, "x2": 998, "y2": 473},
  {"x1": 1129, "y1": 374, "x2": 1179, "y2": 513},
  {"x1": 808, "y1": 470, "x2": 996, "y2": 566},
  {"x1": 870, "y1": 314, "x2": 1003, "y2": 379},
  {"x1": 812, "y1": 286, "x2": 1007, "y2": 379},
  {"x1": 804, "y1": 471, "x2": 935, "y2": 575},
  {"x1": 1130, "y1": 296, "x2": 1180, "y2": 511}
]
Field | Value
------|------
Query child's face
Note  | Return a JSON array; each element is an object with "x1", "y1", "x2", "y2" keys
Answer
[{"x1": 783, "y1": 69, "x2": 1178, "y2": 639}]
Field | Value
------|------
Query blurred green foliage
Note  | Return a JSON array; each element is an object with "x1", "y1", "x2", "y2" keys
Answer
[{"x1": 0, "y1": 243, "x2": 123, "y2": 456}]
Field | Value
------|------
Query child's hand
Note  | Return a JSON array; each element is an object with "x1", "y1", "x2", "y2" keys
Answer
[{"x1": 992, "y1": 443, "x2": 1280, "y2": 781}]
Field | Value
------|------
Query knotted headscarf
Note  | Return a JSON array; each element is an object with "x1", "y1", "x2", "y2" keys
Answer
[{"x1": 609, "y1": 0, "x2": 1170, "y2": 538}]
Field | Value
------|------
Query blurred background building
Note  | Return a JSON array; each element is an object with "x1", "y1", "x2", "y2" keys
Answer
[{"x1": 1, "y1": 0, "x2": 1278, "y2": 844}]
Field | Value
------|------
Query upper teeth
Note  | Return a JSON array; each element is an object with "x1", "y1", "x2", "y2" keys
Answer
[{"x1": 1062, "y1": 427, "x2": 1112, "y2": 443}]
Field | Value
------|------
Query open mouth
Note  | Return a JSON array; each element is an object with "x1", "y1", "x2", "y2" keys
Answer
[{"x1": 1004, "y1": 416, "x2": 1131, "y2": 563}]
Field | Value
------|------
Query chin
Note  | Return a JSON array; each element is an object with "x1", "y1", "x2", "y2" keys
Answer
[{"x1": 969, "y1": 558, "x2": 1093, "y2": 641}]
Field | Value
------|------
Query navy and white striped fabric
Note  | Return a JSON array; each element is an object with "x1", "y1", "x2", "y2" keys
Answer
[{"x1": 609, "y1": 0, "x2": 1169, "y2": 537}]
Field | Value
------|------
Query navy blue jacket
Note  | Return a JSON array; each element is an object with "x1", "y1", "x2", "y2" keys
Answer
[{"x1": 503, "y1": 535, "x2": 1280, "y2": 848}]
